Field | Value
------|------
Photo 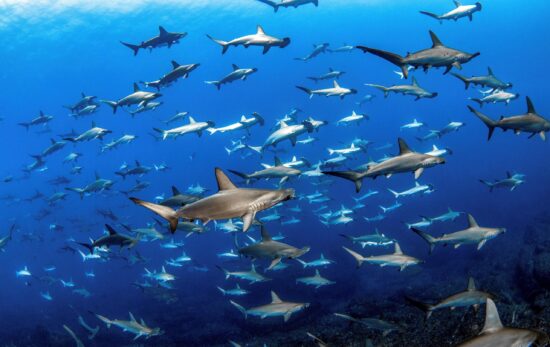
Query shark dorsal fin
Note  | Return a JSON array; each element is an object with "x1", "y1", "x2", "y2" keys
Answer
[
  {"x1": 467, "y1": 214, "x2": 479, "y2": 228},
  {"x1": 188, "y1": 116, "x2": 197, "y2": 124},
  {"x1": 92, "y1": 121, "x2": 97, "y2": 128},
  {"x1": 394, "y1": 242, "x2": 403, "y2": 255},
  {"x1": 411, "y1": 76, "x2": 419, "y2": 86},
  {"x1": 171, "y1": 186, "x2": 181, "y2": 196},
  {"x1": 105, "y1": 224, "x2": 117, "y2": 236},
  {"x1": 274, "y1": 156, "x2": 282, "y2": 166},
  {"x1": 251, "y1": 263, "x2": 257, "y2": 273},
  {"x1": 133, "y1": 83, "x2": 140, "y2": 92},
  {"x1": 40, "y1": 110, "x2": 44, "y2": 117},
  {"x1": 397, "y1": 138, "x2": 413, "y2": 155},
  {"x1": 279, "y1": 121, "x2": 289, "y2": 128},
  {"x1": 135, "y1": 160, "x2": 141, "y2": 167},
  {"x1": 526, "y1": 96, "x2": 536, "y2": 114},
  {"x1": 481, "y1": 299, "x2": 503, "y2": 334},
  {"x1": 171, "y1": 60, "x2": 180, "y2": 69},
  {"x1": 467, "y1": 277, "x2": 476, "y2": 291},
  {"x1": 292, "y1": 156, "x2": 297, "y2": 162},
  {"x1": 159, "y1": 26, "x2": 168, "y2": 36},
  {"x1": 315, "y1": 269, "x2": 320, "y2": 277},
  {"x1": 415, "y1": 181, "x2": 420, "y2": 187},
  {"x1": 333, "y1": 80, "x2": 341, "y2": 88},
  {"x1": 95, "y1": 171, "x2": 100, "y2": 180},
  {"x1": 320, "y1": 253, "x2": 325, "y2": 259},
  {"x1": 50, "y1": 138, "x2": 56, "y2": 144},
  {"x1": 256, "y1": 25, "x2": 265, "y2": 35},
  {"x1": 429, "y1": 31, "x2": 443, "y2": 48},
  {"x1": 215, "y1": 168, "x2": 237, "y2": 190},
  {"x1": 260, "y1": 226, "x2": 272, "y2": 242},
  {"x1": 236, "y1": 283, "x2": 241, "y2": 289},
  {"x1": 487, "y1": 67, "x2": 494, "y2": 76},
  {"x1": 271, "y1": 291, "x2": 282, "y2": 304},
  {"x1": 161, "y1": 266, "x2": 167, "y2": 273},
  {"x1": 81, "y1": 92, "x2": 86, "y2": 98},
  {"x1": 453, "y1": 0, "x2": 462, "y2": 7},
  {"x1": 240, "y1": 115, "x2": 247, "y2": 122},
  {"x1": 328, "y1": 67, "x2": 333, "y2": 72},
  {"x1": 129, "y1": 312, "x2": 136, "y2": 322},
  {"x1": 432, "y1": 145, "x2": 438, "y2": 151},
  {"x1": 232, "y1": 64, "x2": 240, "y2": 70},
  {"x1": 506, "y1": 171, "x2": 512, "y2": 178},
  {"x1": 375, "y1": 228, "x2": 380, "y2": 235}
]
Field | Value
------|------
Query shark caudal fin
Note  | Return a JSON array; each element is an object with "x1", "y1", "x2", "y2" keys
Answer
[
  {"x1": 66, "y1": 187, "x2": 85, "y2": 200},
  {"x1": 342, "y1": 246, "x2": 365, "y2": 268},
  {"x1": 467, "y1": 106, "x2": 496, "y2": 140},
  {"x1": 120, "y1": 41, "x2": 140, "y2": 56},
  {"x1": 404, "y1": 296, "x2": 435, "y2": 319},
  {"x1": 95, "y1": 313, "x2": 113, "y2": 328},
  {"x1": 296, "y1": 259, "x2": 308, "y2": 268},
  {"x1": 77, "y1": 242, "x2": 94, "y2": 254},
  {"x1": 451, "y1": 73, "x2": 470, "y2": 89},
  {"x1": 357, "y1": 46, "x2": 408, "y2": 78},
  {"x1": 152, "y1": 128, "x2": 169, "y2": 140},
  {"x1": 18, "y1": 122, "x2": 30, "y2": 130},
  {"x1": 204, "y1": 81, "x2": 221, "y2": 90},
  {"x1": 216, "y1": 265, "x2": 231, "y2": 279},
  {"x1": 469, "y1": 98, "x2": 484, "y2": 108},
  {"x1": 296, "y1": 86, "x2": 313, "y2": 98},
  {"x1": 388, "y1": 189, "x2": 400, "y2": 199},
  {"x1": 227, "y1": 170, "x2": 250, "y2": 184},
  {"x1": 100, "y1": 100, "x2": 118, "y2": 114},
  {"x1": 216, "y1": 286, "x2": 226, "y2": 295},
  {"x1": 230, "y1": 300, "x2": 247, "y2": 318},
  {"x1": 479, "y1": 180, "x2": 494, "y2": 192},
  {"x1": 419, "y1": 11, "x2": 441, "y2": 21},
  {"x1": 365, "y1": 84, "x2": 390, "y2": 98},
  {"x1": 322, "y1": 171, "x2": 364, "y2": 193},
  {"x1": 206, "y1": 35, "x2": 229, "y2": 54},
  {"x1": 129, "y1": 197, "x2": 179, "y2": 232},
  {"x1": 410, "y1": 228, "x2": 437, "y2": 254},
  {"x1": 255, "y1": 0, "x2": 277, "y2": 11}
]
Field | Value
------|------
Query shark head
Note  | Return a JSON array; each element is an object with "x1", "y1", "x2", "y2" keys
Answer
[
  {"x1": 460, "y1": 51, "x2": 480, "y2": 63},
  {"x1": 422, "y1": 155, "x2": 445, "y2": 167},
  {"x1": 280, "y1": 37, "x2": 291, "y2": 48},
  {"x1": 349, "y1": 88, "x2": 358, "y2": 95}
]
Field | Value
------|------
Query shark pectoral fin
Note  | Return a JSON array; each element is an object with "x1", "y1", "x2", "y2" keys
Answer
[
  {"x1": 261, "y1": 314, "x2": 268, "y2": 319},
  {"x1": 284, "y1": 311, "x2": 292, "y2": 322},
  {"x1": 477, "y1": 239, "x2": 487, "y2": 250},
  {"x1": 262, "y1": 46, "x2": 270, "y2": 54},
  {"x1": 454, "y1": 244, "x2": 461, "y2": 249},
  {"x1": 242, "y1": 211, "x2": 256, "y2": 232},
  {"x1": 399, "y1": 264, "x2": 406, "y2": 272},
  {"x1": 450, "y1": 306, "x2": 456, "y2": 310},
  {"x1": 414, "y1": 168, "x2": 424, "y2": 180},
  {"x1": 452, "y1": 62, "x2": 462, "y2": 70},
  {"x1": 290, "y1": 136, "x2": 297, "y2": 146},
  {"x1": 268, "y1": 257, "x2": 282, "y2": 270},
  {"x1": 443, "y1": 65, "x2": 452, "y2": 74},
  {"x1": 540, "y1": 131, "x2": 546, "y2": 141},
  {"x1": 385, "y1": 173, "x2": 392, "y2": 179}
]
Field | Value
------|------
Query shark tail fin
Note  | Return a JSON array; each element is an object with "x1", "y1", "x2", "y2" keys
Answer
[
  {"x1": 410, "y1": 228, "x2": 436, "y2": 254},
  {"x1": 388, "y1": 188, "x2": 399, "y2": 199},
  {"x1": 296, "y1": 259, "x2": 307, "y2": 268},
  {"x1": 467, "y1": 106, "x2": 496, "y2": 140},
  {"x1": 405, "y1": 296, "x2": 434, "y2": 319},
  {"x1": 204, "y1": 81, "x2": 221, "y2": 90},
  {"x1": 216, "y1": 265, "x2": 231, "y2": 279},
  {"x1": 419, "y1": 11, "x2": 441, "y2": 21},
  {"x1": 227, "y1": 170, "x2": 250, "y2": 184},
  {"x1": 120, "y1": 41, "x2": 140, "y2": 56},
  {"x1": 322, "y1": 170, "x2": 364, "y2": 193},
  {"x1": 342, "y1": 246, "x2": 365, "y2": 268},
  {"x1": 306, "y1": 77, "x2": 319, "y2": 83},
  {"x1": 296, "y1": 86, "x2": 312, "y2": 97},
  {"x1": 206, "y1": 35, "x2": 229, "y2": 54},
  {"x1": 66, "y1": 187, "x2": 85, "y2": 200},
  {"x1": 101, "y1": 100, "x2": 118, "y2": 114},
  {"x1": 18, "y1": 122, "x2": 30, "y2": 130},
  {"x1": 230, "y1": 300, "x2": 247, "y2": 318},
  {"x1": 129, "y1": 197, "x2": 179, "y2": 232},
  {"x1": 357, "y1": 46, "x2": 407, "y2": 78},
  {"x1": 95, "y1": 313, "x2": 113, "y2": 328},
  {"x1": 77, "y1": 242, "x2": 94, "y2": 253},
  {"x1": 366, "y1": 84, "x2": 390, "y2": 98},
  {"x1": 451, "y1": 73, "x2": 470, "y2": 89},
  {"x1": 152, "y1": 128, "x2": 168, "y2": 140},
  {"x1": 469, "y1": 98, "x2": 484, "y2": 108},
  {"x1": 246, "y1": 145, "x2": 262, "y2": 154},
  {"x1": 216, "y1": 286, "x2": 226, "y2": 295},
  {"x1": 479, "y1": 180, "x2": 494, "y2": 192}
]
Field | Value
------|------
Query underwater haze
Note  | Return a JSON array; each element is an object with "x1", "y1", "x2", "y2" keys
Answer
[{"x1": 1, "y1": 0, "x2": 550, "y2": 346}]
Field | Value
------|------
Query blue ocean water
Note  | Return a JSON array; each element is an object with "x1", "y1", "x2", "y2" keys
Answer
[{"x1": 1, "y1": 0, "x2": 549, "y2": 346}]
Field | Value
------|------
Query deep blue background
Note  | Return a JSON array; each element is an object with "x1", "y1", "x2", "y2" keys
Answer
[{"x1": 0, "y1": 0, "x2": 548, "y2": 344}]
